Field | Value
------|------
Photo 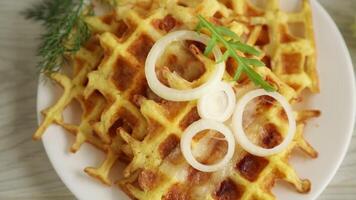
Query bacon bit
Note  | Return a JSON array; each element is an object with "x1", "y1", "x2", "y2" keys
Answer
[
  {"x1": 162, "y1": 45, "x2": 205, "y2": 82},
  {"x1": 225, "y1": 57, "x2": 249, "y2": 84},
  {"x1": 145, "y1": 117, "x2": 164, "y2": 138},
  {"x1": 226, "y1": 57, "x2": 237, "y2": 77},
  {"x1": 187, "y1": 166, "x2": 211, "y2": 185},
  {"x1": 214, "y1": 179, "x2": 244, "y2": 200},
  {"x1": 257, "y1": 95, "x2": 276, "y2": 109},
  {"x1": 138, "y1": 170, "x2": 158, "y2": 191},
  {"x1": 128, "y1": 34, "x2": 155, "y2": 63},
  {"x1": 108, "y1": 108, "x2": 139, "y2": 137},
  {"x1": 109, "y1": 119, "x2": 125, "y2": 137},
  {"x1": 159, "y1": 134, "x2": 180, "y2": 159},
  {"x1": 115, "y1": 20, "x2": 130, "y2": 39},
  {"x1": 261, "y1": 56, "x2": 271, "y2": 69},
  {"x1": 153, "y1": 15, "x2": 178, "y2": 32},
  {"x1": 261, "y1": 123, "x2": 283, "y2": 149},
  {"x1": 213, "y1": 11, "x2": 223, "y2": 19},
  {"x1": 221, "y1": 1, "x2": 233, "y2": 9},
  {"x1": 255, "y1": 25, "x2": 270, "y2": 46},
  {"x1": 119, "y1": 108, "x2": 139, "y2": 128},
  {"x1": 177, "y1": 2, "x2": 188, "y2": 7},
  {"x1": 236, "y1": 154, "x2": 269, "y2": 181},
  {"x1": 186, "y1": 40, "x2": 206, "y2": 53},
  {"x1": 112, "y1": 58, "x2": 138, "y2": 91},
  {"x1": 166, "y1": 146, "x2": 186, "y2": 165},
  {"x1": 152, "y1": 20, "x2": 160, "y2": 30},
  {"x1": 163, "y1": 184, "x2": 190, "y2": 200},
  {"x1": 179, "y1": 107, "x2": 200, "y2": 130},
  {"x1": 204, "y1": 139, "x2": 228, "y2": 165},
  {"x1": 132, "y1": 94, "x2": 145, "y2": 107},
  {"x1": 126, "y1": 75, "x2": 147, "y2": 104},
  {"x1": 160, "y1": 15, "x2": 178, "y2": 32}
]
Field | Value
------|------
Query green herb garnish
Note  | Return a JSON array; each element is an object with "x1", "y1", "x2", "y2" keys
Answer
[
  {"x1": 196, "y1": 15, "x2": 275, "y2": 92},
  {"x1": 23, "y1": 0, "x2": 91, "y2": 74}
]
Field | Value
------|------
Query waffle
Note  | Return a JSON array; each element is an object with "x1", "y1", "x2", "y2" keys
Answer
[
  {"x1": 34, "y1": 0, "x2": 320, "y2": 199},
  {"x1": 119, "y1": 66, "x2": 319, "y2": 200},
  {"x1": 33, "y1": 37, "x2": 108, "y2": 152},
  {"x1": 229, "y1": 0, "x2": 319, "y2": 94}
]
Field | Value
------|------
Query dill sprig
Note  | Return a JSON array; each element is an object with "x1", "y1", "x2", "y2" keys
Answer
[
  {"x1": 23, "y1": 0, "x2": 91, "y2": 74},
  {"x1": 196, "y1": 15, "x2": 275, "y2": 92}
]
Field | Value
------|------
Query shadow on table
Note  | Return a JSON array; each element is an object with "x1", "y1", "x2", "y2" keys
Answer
[{"x1": 0, "y1": 2, "x2": 73, "y2": 199}]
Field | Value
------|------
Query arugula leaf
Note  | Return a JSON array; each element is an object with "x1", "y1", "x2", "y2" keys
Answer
[
  {"x1": 196, "y1": 15, "x2": 275, "y2": 91},
  {"x1": 204, "y1": 36, "x2": 217, "y2": 55},
  {"x1": 229, "y1": 41, "x2": 261, "y2": 56},
  {"x1": 239, "y1": 57, "x2": 265, "y2": 67},
  {"x1": 216, "y1": 26, "x2": 240, "y2": 41}
]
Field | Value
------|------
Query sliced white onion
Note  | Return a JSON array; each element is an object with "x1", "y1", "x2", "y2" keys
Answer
[
  {"x1": 197, "y1": 82, "x2": 236, "y2": 122},
  {"x1": 180, "y1": 119, "x2": 235, "y2": 172},
  {"x1": 232, "y1": 89, "x2": 296, "y2": 157},
  {"x1": 145, "y1": 30, "x2": 225, "y2": 101}
]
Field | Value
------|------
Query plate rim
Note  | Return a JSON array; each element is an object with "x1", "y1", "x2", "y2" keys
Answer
[{"x1": 306, "y1": 1, "x2": 356, "y2": 200}]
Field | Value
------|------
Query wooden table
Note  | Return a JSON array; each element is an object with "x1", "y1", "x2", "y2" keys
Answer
[{"x1": 0, "y1": 0, "x2": 354, "y2": 199}]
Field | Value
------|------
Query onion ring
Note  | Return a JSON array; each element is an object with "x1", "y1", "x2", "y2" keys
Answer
[
  {"x1": 197, "y1": 81, "x2": 236, "y2": 122},
  {"x1": 145, "y1": 30, "x2": 225, "y2": 101},
  {"x1": 180, "y1": 119, "x2": 235, "y2": 172},
  {"x1": 232, "y1": 89, "x2": 296, "y2": 157}
]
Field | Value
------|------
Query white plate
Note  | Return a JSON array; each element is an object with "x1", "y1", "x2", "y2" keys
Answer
[{"x1": 36, "y1": 0, "x2": 356, "y2": 199}]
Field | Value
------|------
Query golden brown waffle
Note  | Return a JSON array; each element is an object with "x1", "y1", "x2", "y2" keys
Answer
[
  {"x1": 33, "y1": 37, "x2": 107, "y2": 152},
  {"x1": 229, "y1": 0, "x2": 319, "y2": 94},
  {"x1": 119, "y1": 66, "x2": 319, "y2": 200},
  {"x1": 34, "y1": 0, "x2": 320, "y2": 199}
]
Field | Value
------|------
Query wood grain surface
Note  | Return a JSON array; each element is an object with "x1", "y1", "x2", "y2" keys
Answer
[{"x1": 0, "y1": 0, "x2": 354, "y2": 199}]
